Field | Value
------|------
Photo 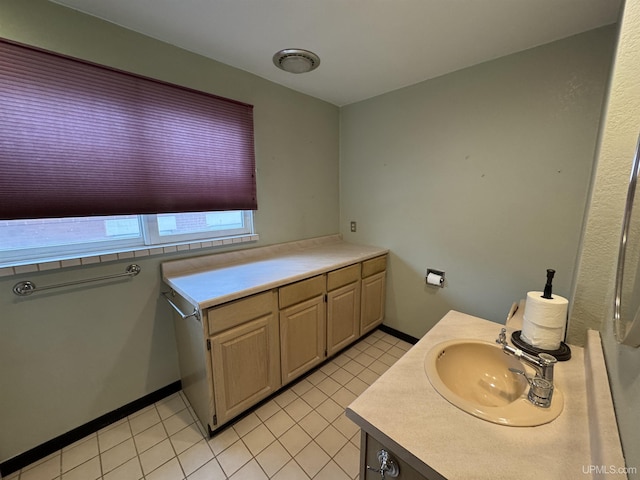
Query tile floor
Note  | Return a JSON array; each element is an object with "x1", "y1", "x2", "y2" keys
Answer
[{"x1": 5, "y1": 330, "x2": 412, "y2": 480}]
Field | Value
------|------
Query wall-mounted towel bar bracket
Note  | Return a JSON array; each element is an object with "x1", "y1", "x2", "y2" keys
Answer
[
  {"x1": 161, "y1": 290, "x2": 201, "y2": 322},
  {"x1": 13, "y1": 264, "x2": 141, "y2": 296}
]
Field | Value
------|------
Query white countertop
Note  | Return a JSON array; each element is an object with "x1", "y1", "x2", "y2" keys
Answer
[
  {"x1": 346, "y1": 310, "x2": 626, "y2": 480},
  {"x1": 161, "y1": 235, "x2": 388, "y2": 309}
]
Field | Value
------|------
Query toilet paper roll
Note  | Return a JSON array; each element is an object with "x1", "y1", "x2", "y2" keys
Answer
[
  {"x1": 521, "y1": 291, "x2": 568, "y2": 350},
  {"x1": 427, "y1": 272, "x2": 444, "y2": 286}
]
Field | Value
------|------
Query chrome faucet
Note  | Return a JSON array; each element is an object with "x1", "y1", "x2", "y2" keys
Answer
[{"x1": 496, "y1": 328, "x2": 557, "y2": 408}]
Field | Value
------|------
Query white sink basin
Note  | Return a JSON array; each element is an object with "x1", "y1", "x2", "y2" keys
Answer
[{"x1": 424, "y1": 339, "x2": 563, "y2": 426}]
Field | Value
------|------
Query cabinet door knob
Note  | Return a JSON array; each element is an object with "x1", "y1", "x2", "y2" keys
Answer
[{"x1": 366, "y1": 449, "x2": 399, "y2": 478}]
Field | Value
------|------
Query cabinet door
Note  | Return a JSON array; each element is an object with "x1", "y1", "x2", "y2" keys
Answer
[
  {"x1": 210, "y1": 313, "x2": 280, "y2": 426},
  {"x1": 327, "y1": 281, "x2": 361, "y2": 357},
  {"x1": 280, "y1": 295, "x2": 326, "y2": 385},
  {"x1": 361, "y1": 271, "x2": 386, "y2": 335}
]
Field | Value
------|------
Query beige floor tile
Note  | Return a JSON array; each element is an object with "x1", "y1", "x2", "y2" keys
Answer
[
  {"x1": 170, "y1": 424, "x2": 203, "y2": 455},
  {"x1": 129, "y1": 407, "x2": 161, "y2": 436},
  {"x1": 101, "y1": 437, "x2": 137, "y2": 474},
  {"x1": 208, "y1": 426, "x2": 240, "y2": 455},
  {"x1": 294, "y1": 441, "x2": 330, "y2": 477},
  {"x1": 314, "y1": 459, "x2": 351, "y2": 480},
  {"x1": 331, "y1": 353, "x2": 351, "y2": 367},
  {"x1": 19, "y1": 454, "x2": 60, "y2": 480},
  {"x1": 290, "y1": 378, "x2": 313, "y2": 396},
  {"x1": 298, "y1": 410, "x2": 329, "y2": 438},
  {"x1": 342, "y1": 359, "x2": 366, "y2": 376},
  {"x1": 396, "y1": 340, "x2": 414, "y2": 351},
  {"x1": 273, "y1": 388, "x2": 298, "y2": 408},
  {"x1": 350, "y1": 430, "x2": 360, "y2": 447},
  {"x1": 228, "y1": 459, "x2": 268, "y2": 480},
  {"x1": 371, "y1": 339, "x2": 394, "y2": 352},
  {"x1": 216, "y1": 439, "x2": 252, "y2": 477},
  {"x1": 368, "y1": 360, "x2": 390, "y2": 375},
  {"x1": 186, "y1": 459, "x2": 225, "y2": 480},
  {"x1": 283, "y1": 397, "x2": 312, "y2": 422},
  {"x1": 342, "y1": 347, "x2": 359, "y2": 359},
  {"x1": 332, "y1": 413, "x2": 360, "y2": 440},
  {"x1": 255, "y1": 441, "x2": 291, "y2": 477},
  {"x1": 330, "y1": 367, "x2": 355, "y2": 386},
  {"x1": 379, "y1": 352, "x2": 398, "y2": 367},
  {"x1": 357, "y1": 368, "x2": 380, "y2": 385},
  {"x1": 98, "y1": 420, "x2": 132, "y2": 452},
  {"x1": 353, "y1": 352, "x2": 376, "y2": 367},
  {"x1": 279, "y1": 424, "x2": 311, "y2": 457},
  {"x1": 363, "y1": 345, "x2": 385, "y2": 359},
  {"x1": 156, "y1": 393, "x2": 187, "y2": 420},
  {"x1": 134, "y1": 421, "x2": 168, "y2": 453},
  {"x1": 232, "y1": 412, "x2": 261, "y2": 437},
  {"x1": 319, "y1": 361, "x2": 339, "y2": 376},
  {"x1": 63, "y1": 458, "x2": 102, "y2": 480},
  {"x1": 271, "y1": 459, "x2": 310, "y2": 480},
  {"x1": 304, "y1": 369, "x2": 327, "y2": 386},
  {"x1": 178, "y1": 439, "x2": 214, "y2": 477},
  {"x1": 300, "y1": 386, "x2": 328, "y2": 409},
  {"x1": 316, "y1": 398, "x2": 344, "y2": 423},
  {"x1": 345, "y1": 377, "x2": 369, "y2": 396},
  {"x1": 145, "y1": 458, "x2": 184, "y2": 480},
  {"x1": 263, "y1": 409, "x2": 295, "y2": 438},
  {"x1": 333, "y1": 441, "x2": 360, "y2": 479},
  {"x1": 162, "y1": 408, "x2": 195, "y2": 436},
  {"x1": 242, "y1": 423, "x2": 276, "y2": 456},
  {"x1": 332, "y1": 387, "x2": 358, "y2": 408},
  {"x1": 139, "y1": 438, "x2": 175, "y2": 476},
  {"x1": 316, "y1": 377, "x2": 341, "y2": 396},
  {"x1": 102, "y1": 457, "x2": 143, "y2": 480},
  {"x1": 61, "y1": 435, "x2": 98, "y2": 473},
  {"x1": 254, "y1": 399, "x2": 281, "y2": 422},
  {"x1": 315, "y1": 425, "x2": 348, "y2": 457},
  {"x1": 387, "y1": 345, "x2": 407, "y2": 359}
]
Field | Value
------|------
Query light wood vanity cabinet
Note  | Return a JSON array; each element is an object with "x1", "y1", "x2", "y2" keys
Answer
[
  {"x1": 279, "y1": 276, "x2": 327, "y2": 385},
  {"x1": 170, "y1": 251, "x2": 387, "y2": 434},
  {"x1": 361, "y1": 256, "x2": 387, "y2": 335},
  {"x1": 326, "y1": 264, "x2": 361, "y2": 357},
  {"x1": 206, "y1": 291, "x2": 281, "y2": 427}
]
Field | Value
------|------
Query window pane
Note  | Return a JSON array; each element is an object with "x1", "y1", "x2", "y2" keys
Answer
[
  {"x1": 0, "y1": 216, "x2": 141, "y2": 251},
  {"x1": 157, "y1": 211, "x2": 245, "y2": 236}
]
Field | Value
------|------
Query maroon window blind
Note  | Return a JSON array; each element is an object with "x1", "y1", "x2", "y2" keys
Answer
[{"x1": 0, "y1": 38, "x2": 257, "y2": 220}]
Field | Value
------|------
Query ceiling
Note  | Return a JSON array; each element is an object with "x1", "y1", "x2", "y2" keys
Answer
[{"x1": 52, "y1": 0, "x2": 621, "y2": 106}]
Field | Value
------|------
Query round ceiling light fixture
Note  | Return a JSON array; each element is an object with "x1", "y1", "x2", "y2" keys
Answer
[{"x1": 272, "y1": 48, "x2": 320, "y2": 74}]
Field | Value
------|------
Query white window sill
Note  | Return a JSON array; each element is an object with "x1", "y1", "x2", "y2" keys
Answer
[{"x1": 0, "y1": 234, "x2": 259, "y2": 277}]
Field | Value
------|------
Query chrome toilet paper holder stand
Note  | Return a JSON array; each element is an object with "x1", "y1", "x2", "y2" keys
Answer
[{"x1": 426, "y1": 268, "x2": 445, "y2": 288}]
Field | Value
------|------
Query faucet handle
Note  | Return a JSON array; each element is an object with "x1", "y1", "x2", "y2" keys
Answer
[
  {"x1": 538, "y1": 353, "x2": 557, "y2": 365},
  {"x1": 496, "y1": 328, "x2": 507, "y2": 346}
]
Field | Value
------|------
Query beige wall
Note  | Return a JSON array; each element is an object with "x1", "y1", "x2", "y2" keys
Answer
[
  {"x1": 572, "y1": 0, "x2": 640, "y2": 475},
  {"x1": 0, "y1": 0, "x2": 339, "y2": 461},
  {"x1": 340, "y1": 26, "x2": 616, "y2": 341}
]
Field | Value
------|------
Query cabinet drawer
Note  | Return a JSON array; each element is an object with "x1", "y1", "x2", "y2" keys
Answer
[
  {"x1": 279, "y1": 275, "x2": 325, "y2": 309},
  {"x1": 362, "y1": 255, "x2": 387, "y2": 278},
  {"x1": 327, "y1": 264, "x2": 361, "y2": 291},
  {"x1": 207, "y1": 290, "x2": 276, "y2": 335}
]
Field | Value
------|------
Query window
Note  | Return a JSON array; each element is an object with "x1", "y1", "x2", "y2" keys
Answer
[{"x1": 0, "y1": 211, "x2": 253, "y2": 267}]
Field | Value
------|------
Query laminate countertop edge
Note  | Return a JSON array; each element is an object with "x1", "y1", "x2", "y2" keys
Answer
[{"x1": 161, "y1": 235, "x2": 389, "y2": 310}]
